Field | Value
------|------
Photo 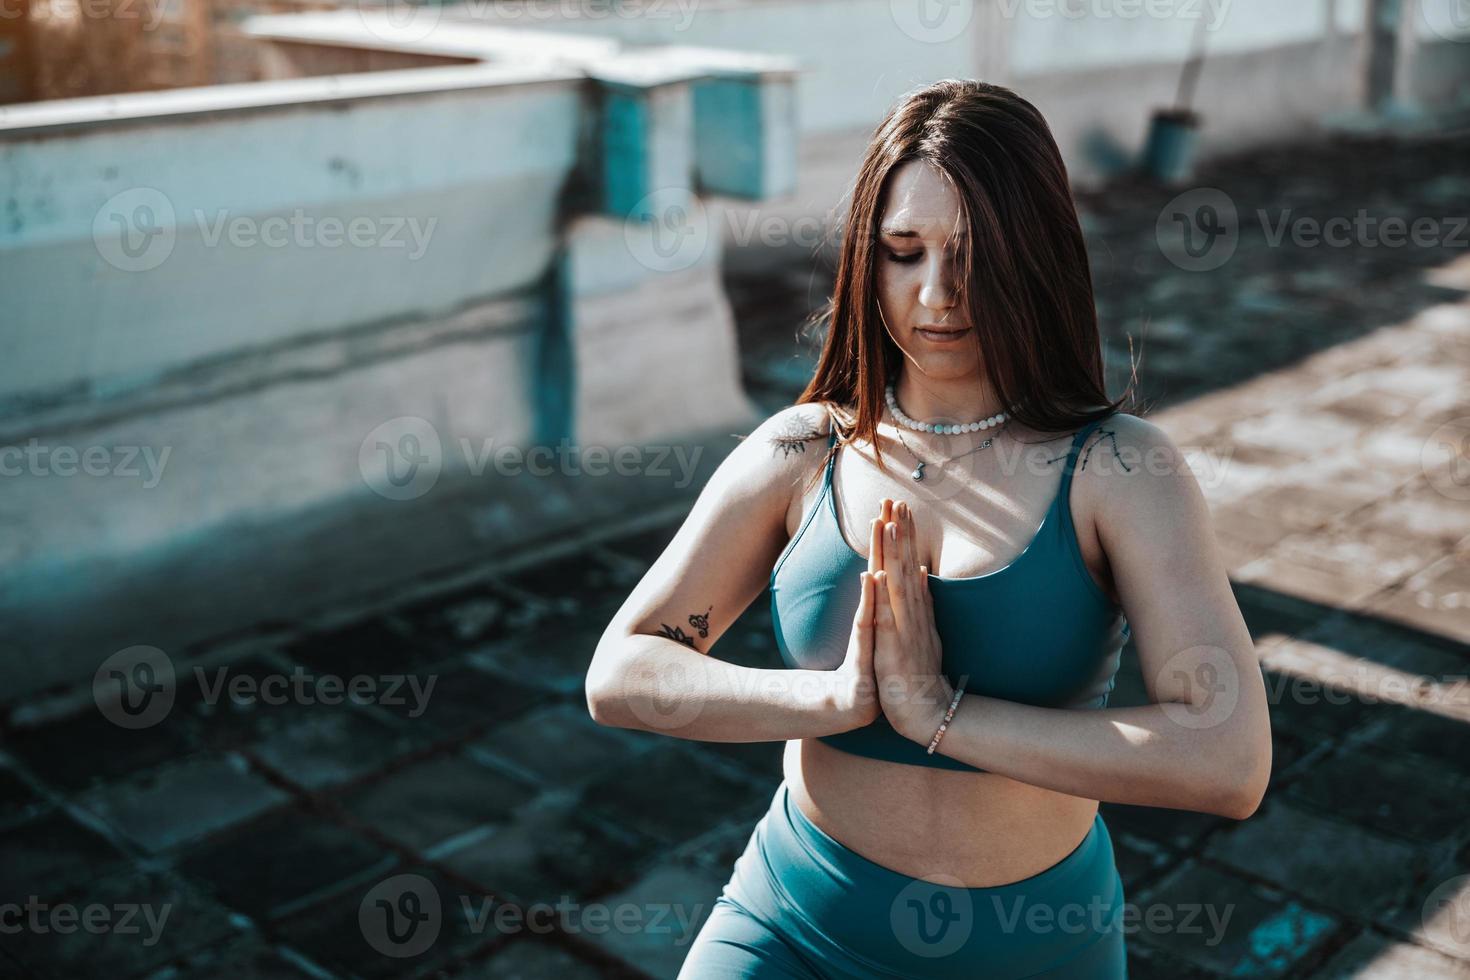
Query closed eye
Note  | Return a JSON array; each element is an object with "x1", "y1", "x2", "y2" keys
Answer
[{"x1": 884, "y1": 248, "x2": 922, "y2": 265}]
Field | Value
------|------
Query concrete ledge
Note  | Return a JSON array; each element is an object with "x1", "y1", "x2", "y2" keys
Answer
[
  {"x1": 241, "y1": 12, "x2": 623, "y2": 63},
  {"x1": 0, "y1": 62, "x2": 582, "y2": 136}
]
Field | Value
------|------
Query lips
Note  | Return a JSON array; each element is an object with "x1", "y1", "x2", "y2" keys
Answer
[{"x1": 915, "y1": 325, "x2": 971, "y2": 342}]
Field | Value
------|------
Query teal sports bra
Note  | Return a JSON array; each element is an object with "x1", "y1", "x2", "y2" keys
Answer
[{"x1": 769, "y1": 414, "x2": 1131, "y2": 772}]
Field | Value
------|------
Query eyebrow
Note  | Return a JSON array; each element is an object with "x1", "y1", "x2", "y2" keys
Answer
[{"x1": 878, "y1": 227, "x2": 969, "y2": 240}]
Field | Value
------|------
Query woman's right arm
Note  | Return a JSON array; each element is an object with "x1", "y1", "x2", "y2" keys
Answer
[{"x1": 584, "y1": 403, "x2": 875, "y2": 743}]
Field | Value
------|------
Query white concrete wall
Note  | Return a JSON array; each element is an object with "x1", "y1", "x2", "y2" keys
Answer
[
  {"x1": 0, "y1": 68, "x2": 583, "y2": 410},
  {"x1": 0, "y1": 38, "x2": 772, "y2": 699}
]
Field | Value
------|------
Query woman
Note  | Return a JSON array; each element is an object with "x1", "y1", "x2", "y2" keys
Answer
[{"x1": 585, "y1": 79, "x2": 1271, "y2": 979}]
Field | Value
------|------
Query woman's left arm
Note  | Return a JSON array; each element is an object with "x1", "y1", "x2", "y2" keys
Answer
[{"x1": 876, "y1": 417, "x2": 1273, "y2": 820}]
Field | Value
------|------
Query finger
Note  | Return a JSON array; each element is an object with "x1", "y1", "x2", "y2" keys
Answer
[
  {"x1": 868, "y1": 515, "x2": 884, "y2": 575},
  {"x1": 855, "y1": 570, "x2": 874, "y2": 626},
  {"x1": 893, "y1": 501, "x2": 913, "y2": 583},
  {"x1": 882, "y1": 524, "x2": 908, "y2": 632},
  {"x1": 852, "y1": 572, "x2": 874, "y2": 663},
  {"x1": 899, "y1": 503, "x2": 923, "y2": 620},
  {"x1": 899, "y1": 502, "x2": 917, "y2": 577},
  {"x1": 873, "y1": 570, "x2": 895, "y2": 630}
]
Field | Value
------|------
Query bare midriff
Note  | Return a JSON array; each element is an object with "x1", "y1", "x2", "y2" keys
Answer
[{"x1": 783, "y1": 737, "x2": 1099, "y2": 887}]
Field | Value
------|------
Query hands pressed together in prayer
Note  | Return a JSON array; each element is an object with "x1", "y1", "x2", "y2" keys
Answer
[{"x1": 832, "y1": 498, "x2": 957, "y2": 743}]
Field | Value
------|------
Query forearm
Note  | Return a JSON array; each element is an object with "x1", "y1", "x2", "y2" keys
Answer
[
  {"x1": 586, "y1": 634, "x2": 852, "y2": 742},
  {"x1": 923, "y1": 694, "x2": 1264, "y2": 818}
]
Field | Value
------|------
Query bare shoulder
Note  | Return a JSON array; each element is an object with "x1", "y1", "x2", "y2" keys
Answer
[
  {"x1": 1075, "y1": 412, "x2": 1211, "y2": 540},
  {"x1": 753, "y1": 402, "x2": 836, "y2": 459},
  {"x1": 1076, "y1": 413, "x2": 1189, "y2": 477},
  {"x1": 735, "y1": 402, "x2": 835, "y2": 476},
  {"x1": 705, "y1": 402, "x2": 835, "y2": 514}
]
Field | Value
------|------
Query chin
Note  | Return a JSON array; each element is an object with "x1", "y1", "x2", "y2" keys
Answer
[{"x1": 907, "y1": 349, "x2": 983, "y2": 380}]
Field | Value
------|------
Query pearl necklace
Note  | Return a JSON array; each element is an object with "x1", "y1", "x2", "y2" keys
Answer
[{"x1": 885, "y1": 384, "x2": 1010, "y2": 434}]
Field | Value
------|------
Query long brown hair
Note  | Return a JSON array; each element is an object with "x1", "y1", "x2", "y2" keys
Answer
[{"x1": 797, "y1": 78, "x2": 1137, "y2": 479}]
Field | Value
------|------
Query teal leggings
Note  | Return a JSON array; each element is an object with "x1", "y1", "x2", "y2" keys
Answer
[{"x1": 679, "y1": 781, "x2": 1127, "y2": 979}]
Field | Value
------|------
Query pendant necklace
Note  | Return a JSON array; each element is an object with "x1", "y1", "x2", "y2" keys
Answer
[{"x1": 892, "y1": 424, "x2": 1006, "y2": 481}]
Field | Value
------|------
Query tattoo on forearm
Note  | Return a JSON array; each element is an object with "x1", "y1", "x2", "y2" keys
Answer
[
  {"x1": 1080, "y1": 428, "x2": 1131, "y2": 472},
  {"x1": 657, "y1": 623, "x2": 697, "y2": 647},
  {"x1": 770, "y1": 417, "x2": 825, "y2": 459},
  {"x1": 689, "y1": 605, "x2": 713, "y2": 638}
]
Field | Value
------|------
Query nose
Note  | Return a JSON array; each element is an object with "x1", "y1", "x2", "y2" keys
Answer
[{"x1": 917, "y1": 251, "x2": 959, "y2": 315}]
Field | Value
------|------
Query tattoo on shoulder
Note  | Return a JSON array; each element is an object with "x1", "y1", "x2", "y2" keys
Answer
[
  {"x1": 769, "y1": 415, "x2": 826, "y2": 459},
  {"x1": 657, "y1": 623, "x2": 697, "y2": 647},
  {"x1": 1080, "y1": 427, "x2": 1130, "y2": 472}
]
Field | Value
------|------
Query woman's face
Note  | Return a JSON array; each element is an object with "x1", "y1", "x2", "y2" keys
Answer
[{"x1": 874, "y1": 159, "x2": 981, "y2": 381}]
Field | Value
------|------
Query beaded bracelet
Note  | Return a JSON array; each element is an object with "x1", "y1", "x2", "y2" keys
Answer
[{"x1": 925, "y1": 684, "x2": 967, "y2": 754}]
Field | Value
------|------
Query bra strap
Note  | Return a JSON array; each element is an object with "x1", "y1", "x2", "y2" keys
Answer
[
  {"x1": 1060, "y1": 413, "x2": 1114, "y2": 495},
  {"x1": 823, "y1": 426, "x2": 839, "y2": 488}
]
